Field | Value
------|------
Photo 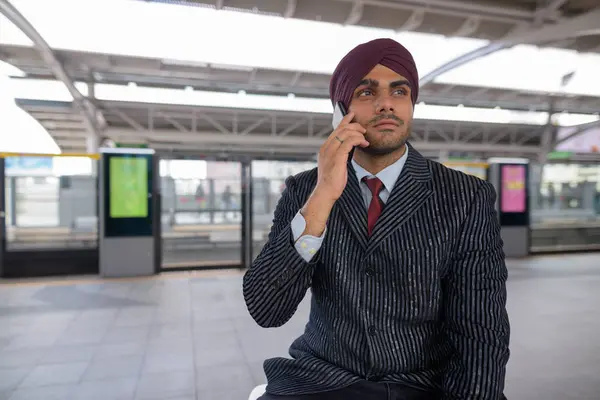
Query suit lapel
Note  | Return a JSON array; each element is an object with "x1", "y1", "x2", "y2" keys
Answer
[
  {"x1": 365, "y1": 143, "x2": 433, "y2": 255},
  {"x1": 337, "y1": 161, "x2": 368, "y2": 249}
]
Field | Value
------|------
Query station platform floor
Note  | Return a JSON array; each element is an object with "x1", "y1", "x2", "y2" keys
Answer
[{"x1": 0, "y1": 253, "x2": 599, "y2": 400}]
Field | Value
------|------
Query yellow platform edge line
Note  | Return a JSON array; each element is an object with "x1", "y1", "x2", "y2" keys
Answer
[
  {"x1": 0, "y1": 152, "x2": 100, "y2": 159},
  {"x1": 0, "y1": 153, "x2": 488, "y2": 167}
]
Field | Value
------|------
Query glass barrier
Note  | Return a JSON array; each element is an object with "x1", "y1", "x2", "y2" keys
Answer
[
  {"x1": 529, "y1": 162, "x2": 600, "y2": 252},
  {"x1": 530, "y1": 162, "x2": 600, "y2": 225},
  {"x1": 3, "y1": 155, "x2": 598, "y2": 262},
  {"x1": 251, "y1": 160, "x2": 317, "y2": 260},
  {"x1": 4, "y1": 156, "x2": 98, "y2": 250},
  {"x1": 160, "y1": 159, "x2": 243, "y2": 269}
]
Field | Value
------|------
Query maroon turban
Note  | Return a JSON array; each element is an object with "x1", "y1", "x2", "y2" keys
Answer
[{"x1": 329, "y1": 38, "x2": 419, "y2": 110}]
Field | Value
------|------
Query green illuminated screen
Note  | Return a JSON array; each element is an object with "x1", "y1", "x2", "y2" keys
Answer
[{"x1": 109, "y1": 156, "x2": 148, "y2": 218}]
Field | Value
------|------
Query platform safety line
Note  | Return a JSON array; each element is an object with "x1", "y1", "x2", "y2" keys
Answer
[{"x1": 0, "y1": 152, "x2": 100, "y2": 159}]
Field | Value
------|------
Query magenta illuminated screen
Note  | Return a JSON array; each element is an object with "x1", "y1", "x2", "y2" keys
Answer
[{"x1": 501, "y1": 165, "x2": 526, "y2": 213}]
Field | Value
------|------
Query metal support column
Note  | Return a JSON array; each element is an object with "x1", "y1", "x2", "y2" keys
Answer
[
  {"x1": 152, "y1": 153, "x2": 162, "y2": 273},
  {"x1": 241, "y1": 159, "x2": 253, "y2": 269},
  {"x1": 0, "y1": 158, "x2": 5, "y2": 277}
]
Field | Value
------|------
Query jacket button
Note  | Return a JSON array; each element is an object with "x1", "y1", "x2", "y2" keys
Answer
[
  {"x1": 365, "y1": 267, "x2": 375, "y2": 276},
  {"x1": 368, "y1": 326, "x2": 377, "y2": 336}
]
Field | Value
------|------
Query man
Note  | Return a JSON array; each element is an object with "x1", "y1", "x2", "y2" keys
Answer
[{"x1": 243, "y1": 38, "x2": 510, "y2": 399}]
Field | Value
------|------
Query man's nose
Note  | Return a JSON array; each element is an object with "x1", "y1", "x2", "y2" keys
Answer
[{"x1": 375, "y1": 94, "x2": 395, "y2": 113}]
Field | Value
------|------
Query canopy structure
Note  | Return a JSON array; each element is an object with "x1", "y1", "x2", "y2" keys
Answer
[
  {"x1": 1, "y1": 0, "x2": 599, "y2": 159},
  {"x1": 14, "y1": 98, "x2": 551, "y2": 158},
  {"x1": 144, "y1": 0, "x2": 600, "y2": 53}
]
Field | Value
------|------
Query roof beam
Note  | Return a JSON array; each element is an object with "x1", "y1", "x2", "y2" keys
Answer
[
  {"x1": 397, "y1": 9, "x2": 425, "y2": 31},
  {"x1": 554, "y1": 119, "x2": 600, "y2": 147},
  {"x1": 109, "y1": 108, "x2": 145, "y2": 131},
  {"x1": 344, "y1": 1, "x2": 364, "y2": 25},
  {"x1": 102, "y1": 128, "x2": 541, "y2": 155},
  {"x1": 420, "y1": 42, "x2": 509, "y2": 86},
  {"x1": 503, "y1": 7, "x2": 600, "y2": 44},
  {"x1": 197, "y1": 113, "x2": 230, "y2": 135},
  {"x1": 278, "y1": 118, "x2": 307, "y2": 136},
  {"x1": 0, "y1": 0, "x2": 103, "y2": 148},
  {"x1": 534, "y1": 0, "x2": 568, "y2": 25},
  {"x1": 156, "y1": 112, "x2": 189, "y2": 133},
  {"x1": 283, "y1": 0, "x2": 297, "y2": 18},
  {"x1": 451, "y1": 16, "x2": 481, "y2": 37},
  {"x1": 340, "y1": 0, "x2": 537, "y2": 24},
  {"x1": 420, "y1": 7, "x2": 600, "y2": 87},
  {"x1": 240, "y1": 117, "x2": 268, "y2": 135},
  {"x1": 290, "y1": 71, "x2": 302, "y2": 86}
]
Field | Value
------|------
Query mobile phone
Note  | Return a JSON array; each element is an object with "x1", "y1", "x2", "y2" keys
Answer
[
  {"x1": 331, "y1": 101, "x2": 357, "y2": 161},
  {"x1": 332, "y1": 101, "x2": 347, "y2": 129}
]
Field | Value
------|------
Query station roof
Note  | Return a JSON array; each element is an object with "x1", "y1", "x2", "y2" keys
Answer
[
  {"x1": 2, "y1": 45, "x2": 600, "y2": 114},
  {"x1": 144, "y1": 0, "x2": 600, "y2": 53},
  {"x1": 1, "y1": 0, "x2": 599, "y2": 158},
  {"x1": 15, "y1": 98, "x2": 549, "y2": 158}
]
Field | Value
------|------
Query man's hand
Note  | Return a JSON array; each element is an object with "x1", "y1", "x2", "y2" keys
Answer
[{"x1": 299, "y1": 111, "x2": 368, "y2": 238}]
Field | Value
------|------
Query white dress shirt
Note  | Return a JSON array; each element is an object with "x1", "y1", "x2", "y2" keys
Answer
[{"x1": 290, "y1": 145, "x2": 409, "y2": 262}]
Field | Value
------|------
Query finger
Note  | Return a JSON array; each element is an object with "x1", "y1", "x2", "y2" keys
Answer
[
  {"x1": 325, "y1": 130, "x2": 362, "y2": 154},
  {"x1": 344, "y1": 122, "x2": 367, "y2": 134},
  {"x1": 324, "y1": 135, "x2": 346, "y2": 155},
  {"x1": 329, "y1": 128, "x2": 367, "y2": 150},
  {"x1": 336, "y1": 136, "x2": 369, "y2": 156},
  {"x1": 334, "y1": 129, "x2": 368, "y2": 145},
  {"x1": 326, "y1": 114, "x2": 362, "y2": 142},
  {"x1": 339, "y1": 111, "x2": 355, "y2": 126},
  {"x1": 334, "y1": 122, "x2": 366, "y2": 138}
]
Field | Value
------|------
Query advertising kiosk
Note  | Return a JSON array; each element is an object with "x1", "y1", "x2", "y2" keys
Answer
[
  {"x1": 487, "y1": 162, "x2": 530, "y2": 258},
  {"x1": 98, "y1": 147, "x2": 157, "y2": 277}
]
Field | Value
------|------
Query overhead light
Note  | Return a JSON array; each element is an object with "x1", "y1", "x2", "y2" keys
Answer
[
  {"x1": 162, "y1": 58, "x2": 209, "y2": 68},
  {"x1": 128, "y1": 82, "x2": 137, "y2": 88},
  {"x1": 494, "y1": 106, "x2": 501, "y2": 110},
  {"x1": 287, "y1": 93, "x2": 295, "y2": 99},
  {"x1": 184, "y1": 86, "x2": 193, "y2": 92},
  {"x1": 457, "y1": 104, "x2": 464, "y2": 108},
  {"x1": 211, "y1": 63, "x2": 254, "y2": 72},
  {"x1": 238, "y1": 90, "x2": 246, "y2": 96}
]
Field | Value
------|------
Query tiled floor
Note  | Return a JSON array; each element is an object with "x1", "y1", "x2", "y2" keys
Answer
[{"x1": 1, "y1": 253, "x2": 600, "y2": 400}]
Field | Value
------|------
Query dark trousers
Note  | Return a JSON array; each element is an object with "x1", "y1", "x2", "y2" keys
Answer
[{"x1": 258, "y1": 380, "x2": 440, "y2": 400}]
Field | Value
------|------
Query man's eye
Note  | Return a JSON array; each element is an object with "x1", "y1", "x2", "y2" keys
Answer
[
  {"x1": 358, "y1": 89, "x2": 373, "y2": 96},
  {"x1": 394, "y1": 88, "x2": 408, "y2": 95}
]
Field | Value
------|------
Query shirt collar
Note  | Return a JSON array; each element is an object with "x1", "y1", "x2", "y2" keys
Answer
[{"x1": 351, "y1": 144, "x2": 409, "y2": 192}]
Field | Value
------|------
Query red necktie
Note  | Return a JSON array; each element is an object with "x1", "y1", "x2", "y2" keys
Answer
[{"x1": 363, "y1": 177, "x2": 385, "y2": 236}]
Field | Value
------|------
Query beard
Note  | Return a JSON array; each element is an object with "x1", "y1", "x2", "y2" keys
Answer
[{"x1": 362, "y1": 121, "x2": 411, "y2": 156}]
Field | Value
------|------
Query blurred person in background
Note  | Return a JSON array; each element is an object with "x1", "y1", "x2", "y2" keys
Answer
[{"x1": 244, "y1": 38, "x2": 510, "y2": 400}]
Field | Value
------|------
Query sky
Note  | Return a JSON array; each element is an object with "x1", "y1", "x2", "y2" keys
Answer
[
  {"x1": 0, "y1": 62, "x2": 60, "y2": 153},
  {"x1": 1, "y1": 0, "x2": 599, "y2": 153}
]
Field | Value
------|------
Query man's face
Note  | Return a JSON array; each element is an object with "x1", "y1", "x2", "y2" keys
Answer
[{"x1": 348, "y1": 64, "x2": 413, "y2": 156}]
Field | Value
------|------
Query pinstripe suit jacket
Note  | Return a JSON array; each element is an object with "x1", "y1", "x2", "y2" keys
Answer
[{"x1": 243, "y1": 143, "x2": 510, "y2": 399}]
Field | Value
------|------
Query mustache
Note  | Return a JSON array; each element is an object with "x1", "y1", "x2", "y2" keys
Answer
[{"x1": 368, "y1": 114, "x2": 404, "y2": 126}]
